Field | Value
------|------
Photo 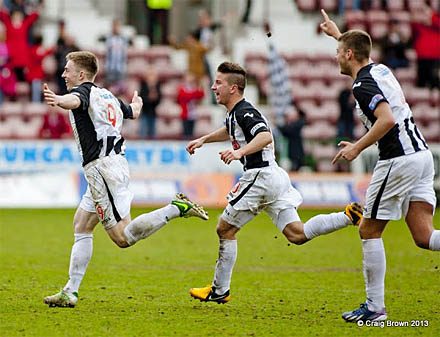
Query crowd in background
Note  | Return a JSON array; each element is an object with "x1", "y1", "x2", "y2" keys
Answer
[{"x1": 0, "y1": 0, "x2": 438, "y2": 172}]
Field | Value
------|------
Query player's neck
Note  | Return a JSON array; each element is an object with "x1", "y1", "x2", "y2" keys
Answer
[
  {"x1": 225, "y1": 95, "x2": 244, "y2": 112},
  {"x1": 351, "y1": 60, "x2": 370, "y2": 79}
]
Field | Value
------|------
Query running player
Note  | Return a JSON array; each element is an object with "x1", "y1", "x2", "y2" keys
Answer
[
  {"x1": 186, "y1": 61, "x2": 362, "y2": 304},
  {"x1": 42, "y1": 51, "x2": 208, "y2": 307},
  {"x1": 320, "y1": 9, "x2": 439, "y2": 322}
]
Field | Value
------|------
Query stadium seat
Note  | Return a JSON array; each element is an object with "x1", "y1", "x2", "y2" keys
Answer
[
  {"x1": 194, "y1": 119, "x2": 215, "y2": 138},
  {"x1": 394, "y1": 67, "x2": 417, "y2": 85},
  {"x1": 369, "y1": 21, "x2": 389, "y2": 40},
  {"x1": 156, "y1": 118, "x2": 182, "y2": 139},
  {"x1": 23, "y1": 103, "x2": 48, "y2": 116},
  {"x1": 411, "y1": 102, "x2": 440, "y2": 124},
  {"x1": 303, "y1": 121, "x2": 337, "y2": 140},
  {"x1": 121, "y1": 118, "x2": 139, "y2": 140},
  {"x1": 295, "y1": 0, "x2": 317, "y2": 12},
  {"x1": 16, "y1": 82, "x2": 30, "y2": 101},
  {"x1": 42, "y1": 55, "x2": 57, "y2": 78},
  {"x1": 0, "y1": 102, "x2": 24, "y2": 116},
  {"x1": 386, "y1": 0, "x2": 406, "y2": 10},
  {"x1": 345, "y1": 10, "x2": 366, "y2": 30},
  {"x1": 389, "y1": 11, "x2": 411, "y2": 23},
  {"x1": 161, "y1": 80, "x2": 180, "y2": 101},
  {"x1": 156, "y1": 100, "x2": 181, "y2": 121},
  {"x1": 11, "y1": 115, "x2": 43, "y2": 139},
  {"x1": 319, "y1": 0, "x2": 338, "y2": 12},
  {"x1": 0, "y1": 117, "x2": 13, "y2": 138}
]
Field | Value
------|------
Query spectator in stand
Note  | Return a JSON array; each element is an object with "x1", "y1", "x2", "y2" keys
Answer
[
  {"x1": 54, "y1": 20, "x2": 78, "y2": 94},
  {"x1": 337, "y1": 78, "x2": 356, "y2": 141},
  {"x1": 278, "y1": 106, "x2": 307, "y2": 171},
  {"x1": 0, "y1": 2, "x2": 39, "y2": 82},
  {"x1": 169, "y1": 32, "x2": 208, "y2": 85},
  {"x1": 177, "y1": 72, "x2": 204, "y2": 138},
  {"x1": 103, "y1": 19, "x2": 129, "y2": 93},
  {"x1": 0, "y1": 21, "x2": 16, "y2": 102},
  {"x1": 195, "y1": 10, "x2": 225, "y2": 104},
  {"x1": 39, "y1": 108, "x2": 71, "y2": 139},
  {"x1": 411, "y1": 3, "x2": 440, "y2": 89},
  {"x1": 380, "y1": 20, "x2": 410, "y2": 70},
  {"x1": 26, "y1": 33, "x2": 53, "y2": 102},
  {"x1": 139, "y1": 69, "x2": 161, "y2": 139}
]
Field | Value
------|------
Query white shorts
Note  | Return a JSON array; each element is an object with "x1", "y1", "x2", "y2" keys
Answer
[
  {"x1": 364, "y1": 150, "x2": 436, "y2": 220},
  {"x1": 221, "y1": 164, "x2": 303, "y2": 231},
  {"x1": 79, "y1": 154, "x2": 133, "y2": 230}
]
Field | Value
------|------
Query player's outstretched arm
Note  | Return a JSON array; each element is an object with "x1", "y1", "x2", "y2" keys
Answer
[
  {"x1": 320, "y1": 9, "x2": 342, "y2": 40},
  {"x1": 129, "y1": 90, "x2": 143, "y2": 119},
  {"x1": 186, "y1": 126, "x2": 229, "y2": 155},
  {"x1": 43, "y1": 83, "x2": 81, "y2": 110},
  {"x1": 219, "y1": 131, "x2": 272, "y2": 165}
]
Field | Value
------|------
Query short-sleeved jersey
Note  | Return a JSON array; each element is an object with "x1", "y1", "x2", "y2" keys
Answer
[
  {"x1": 353, "y1": 63, "x2": 428, "y2": 160},
  {"x1": 69, "y1": 82, "x2": 133, "y2": 166},
  {"x1": 225, "y1": 99, "x2": 275, "y2": 171}
]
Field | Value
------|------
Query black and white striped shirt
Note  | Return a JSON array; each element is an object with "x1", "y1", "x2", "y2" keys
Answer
[
  {"x1": 69, "y1": 82, "x2": 133, "y2": 166},
  {"x1": 225, "y1": 99, "x2": 275, "y2": 171},
  {"x1": 353, "y1": 63, "x2": 428, "y2": 160}
]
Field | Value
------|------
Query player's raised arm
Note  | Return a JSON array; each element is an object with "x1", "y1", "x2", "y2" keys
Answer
[
  {"x1": 129, "y1": 90, "x2": 143, "y2": 119},
  {"x1": 186, "y1": 126, "x2": 229, "y2": 155},
  {"x1": 320, "y1": 9, "x2": 342, "y2": 40},
  {"x1": 43, "y1": 83, "x2": 81, "y2": 110}
]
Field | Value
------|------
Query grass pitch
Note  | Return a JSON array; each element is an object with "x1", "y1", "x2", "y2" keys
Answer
[{"x1": 0, "y1": 207, "x2": 439, "y2": 337}]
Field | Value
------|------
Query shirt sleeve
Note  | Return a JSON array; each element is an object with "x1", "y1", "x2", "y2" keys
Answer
[
  {"x1": 118, "y1": 98, "x2": 133, "y2": 119},
  {"x1": 235, "y1": 108, "x2": 269, "y2": 138},
  {"x1": 70, "y1": 84, "x2": 91, "y2": 111},
  {"x1": 352, "y1": 78, "x2": 388, "y2": 119}
]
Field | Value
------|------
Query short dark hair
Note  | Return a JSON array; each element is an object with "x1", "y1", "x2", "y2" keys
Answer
[
  {"x1": 66, "y1": 51, "x2": 99, "y2": 79},
  {"x1": 338, "y1": 30, "x2": 372, "y2": 62},
  {"x1": 217, "y1": 61, "x2": 247, "y2": 93}
]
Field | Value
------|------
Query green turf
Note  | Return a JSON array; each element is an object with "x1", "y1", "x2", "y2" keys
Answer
[{"x1": 0, "y1": 207, "x2": 439, "y2": 337}]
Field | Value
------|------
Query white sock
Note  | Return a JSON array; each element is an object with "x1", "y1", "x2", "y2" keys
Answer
[
  {"x1": 429, "y1": 230, "x2": 440, "y2": 251},
  {"x1": 303, "y1": 212, "x2": 351, "y2": 240},
  {"x1": 63, "y1": 233, "x2": 93, "y2": 294},
  {"x1": 213, "y1": 239, "x2": 237, "y2": 294},
  {"x1": 362, "y1": 238, "x2": 386, "y2": 312},
  {"x1": 124, "y1": 205, "x2": 180, "y2": 246}
]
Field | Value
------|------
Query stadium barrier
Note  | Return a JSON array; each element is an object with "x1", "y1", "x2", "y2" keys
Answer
[{"x1": 0, "y1": 140, "x2": 438, "y2": 208}]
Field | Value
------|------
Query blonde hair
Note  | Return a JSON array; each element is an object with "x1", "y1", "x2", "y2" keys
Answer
[{"x1": 66, "y1": 51, "x2": 99, "y2": 79}]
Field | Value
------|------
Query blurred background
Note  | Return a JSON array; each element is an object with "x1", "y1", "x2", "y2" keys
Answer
[{"x1": 0, "y1": 0, "x2": 438, "y2": 209}]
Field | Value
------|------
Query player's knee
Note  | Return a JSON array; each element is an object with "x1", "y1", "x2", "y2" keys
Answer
[
  {"x1": 414, "y1": 237, "x2": 430, "y2": 250},
  {"x1": 283, "y1": 223, "x2": 307, "y2": 245},
  {"x1": 113, "y1": 237, "x2": 129, "y2": 248},
  {"x1": 287, "y1": 235, "x2": 307, "y2": 245}
]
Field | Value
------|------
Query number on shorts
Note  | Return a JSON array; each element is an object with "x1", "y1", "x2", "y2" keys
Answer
[{"x1": 107, "y1": 104, "x2": 117, "y2": 127}]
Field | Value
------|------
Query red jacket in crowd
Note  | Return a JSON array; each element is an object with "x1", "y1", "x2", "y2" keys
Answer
[
  {"x1": 26, "y1": 45, "x2": 53, "y2": 82},
  {"x1": 0, "y1": 10, "x2": 39, "y2": 68},
  {"x1": 411, "y1": 12, "x2": 440, "y2": 60},
  {"x1": 177, "y1": 84, "x2": 204, "y2": 120}
]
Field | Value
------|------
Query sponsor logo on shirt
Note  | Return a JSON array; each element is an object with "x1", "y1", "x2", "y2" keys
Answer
[{"x1": 369, "y1": 94, "x2": 384, "y2": 111}]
